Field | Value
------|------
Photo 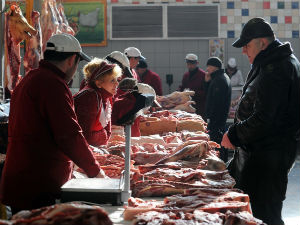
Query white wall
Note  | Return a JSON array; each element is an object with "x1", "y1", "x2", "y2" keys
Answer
[{"x1": 73, "y1": 37, "x2": 300, "y2": 95}]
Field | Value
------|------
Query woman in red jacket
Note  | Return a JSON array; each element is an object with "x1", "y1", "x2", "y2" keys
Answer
[{"x1": 74, "y1": 58, "x2": 122, "y2": 147}]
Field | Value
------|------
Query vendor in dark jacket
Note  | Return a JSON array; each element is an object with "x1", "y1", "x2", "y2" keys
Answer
[
  {"x1": 221, "y1": 17, "x2": 300, "y2": 225},
  {"x1": 204, "y1": 57, "x2": 231, "y2": 162}
]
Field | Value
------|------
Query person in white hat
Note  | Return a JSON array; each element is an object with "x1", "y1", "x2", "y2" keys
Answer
[
  {"x1": 225, "y1": 57, "x2": 244, "y2": 113},
  {"x1": 124, "y1": 47, "x2": 145, "y2": 81},
  {"x1": 0, "y1": 34, "x2": 106, "y2": 213},
  {"x1": 179, "y1": 53, "x2": 207, "y2": 118}
]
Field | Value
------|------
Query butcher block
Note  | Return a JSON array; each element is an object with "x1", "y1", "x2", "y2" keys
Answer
[{"x1": 139, "y1": 120, "x2": 177, "y2": 136}]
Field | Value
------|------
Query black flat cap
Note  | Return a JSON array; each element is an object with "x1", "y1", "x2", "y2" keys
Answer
[
  {"x1": 207, "y1": 57, "x2": 222, "y2": 69},
  {"x1": 136, "y1": 59, "x2": 148, "y2": 68},
  {"x1": 232, "y1": 17, "x2": 274, "y2": 48}
]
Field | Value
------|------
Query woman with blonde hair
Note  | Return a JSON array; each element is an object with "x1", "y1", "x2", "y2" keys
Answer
[{"x1": 74, "y1": 58, "x2": 122, "y2": 146}]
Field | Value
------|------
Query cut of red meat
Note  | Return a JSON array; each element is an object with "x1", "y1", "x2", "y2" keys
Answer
[{"x1": 11, "y1": 202, "x2": 113, "y2": 225}]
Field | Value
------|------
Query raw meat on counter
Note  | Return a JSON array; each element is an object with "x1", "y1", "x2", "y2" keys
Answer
[
  {"x1": 139, "y1": 110, "x2": 206, "y2": 135},
  {"x1": 156, "y1": 90, "x2": 196, "y2": 112},
  {"x1": 74, "y1": 153, "x2": 136, "y2": 178},
  {"x1": 9, "y1": 202, "x2": 112, "y2": 225},
  {"x1": 131, "y1": 169, "x2": 235, "y2": 197},
  {"x1": 4, "y1": 5, "x2": 37, "y2": 91},
  {"x1": 124, "y1": 187, "x2": 251, "y2": 221},
  {"x1": 132, "y1": 210, "x2": 266, "y2": 225},
  {"x1": 133, "y1": 210, "x2": 223, "y2": 225}
]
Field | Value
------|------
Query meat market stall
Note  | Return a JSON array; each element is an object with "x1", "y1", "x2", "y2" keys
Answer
[
  {"x1": 60, "y1": 108, "x2": 265, "y2": 225},
  {"x1": 0, "y1": 1, "x2": 266, "y2": 224}
]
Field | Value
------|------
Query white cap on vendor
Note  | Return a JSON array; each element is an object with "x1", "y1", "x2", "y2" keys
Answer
[
  {"x1": 228, "y1": 57, "x2": 237, "y2": 68},
  {"x1": 185, "y1": 53, "x2": 198, "y2": 63},
  {"x1": 105, "y1": 51, "x2": 130, "y2": 68},
  {"x1": 124, "y1": 47, "x2": 145, "y2": 60},
  {"x1": 45, "y1": 33, "x2": 91, "y2": 62},
  {"x1": 136, "y1": 83, "x2": 162, "y2": 108}
]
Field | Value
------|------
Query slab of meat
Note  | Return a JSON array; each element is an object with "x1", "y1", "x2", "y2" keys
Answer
[
  {"x1": 132, "y1": 152, "x2": 168, "y2": 165},
  {"x1": 177, "y1": 119, "x2": 206, "y2": 132},
  {"x1": 24, "y1": 11, "x2": 42, "y2": 75},
  {"x1": 125, "y1": 188, "x2": 251, "y2": 221},
  {"x1": 11, "y1": 202, "x2": 113, "y2": 225},
  {"x1": 139, "y1": 120, "x2": 177, "y2": 136},
  {"x1": 132, "y1": 168, "x2": 235, "y2": 197},
  {"x1": 132, "y1": 210, "x2": 224, "y2": 225},
  {"x1": 138, "y1": 162, "x2": 187, "y2": 174},
  {"x1": 224, "y1": 211, "x2": 266, "y2": 225},
  {"x1": 132, "y1": 179, "x2": 194, "y2": 197},
  {"x1": 141, "y1": 168, "x2": 235, "y2": 187},
  {"x1": 131, "y1": 135, "x2": 166, "y2": 146},
  {"x1": 173, "y1": 100, "x2": 196, "y2": 113},
  {"x1": 75, "y1": 153, "x2": 136, "y2": 178},
  {"x1": 155, "y1": 142, "x2": 208, "y2": 165},
  {"x1": 181, "y1": 130, "x2": 209, "y2": 141},
  {"x1": 156, "y1": 90, "x2": 195, "y2": 109}
]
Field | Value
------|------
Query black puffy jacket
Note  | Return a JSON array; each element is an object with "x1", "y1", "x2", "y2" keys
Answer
[
  {"x1": 205, "y1": 69, "x2": 231, "y2": 132},
  {"x1": 227, "y1": 40, "x2": 300, "y2": 201}
]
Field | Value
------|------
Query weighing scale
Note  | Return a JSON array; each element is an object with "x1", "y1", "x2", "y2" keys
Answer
[{"x1": 61, "y1": 93, "x2": 154, "y2": 206}]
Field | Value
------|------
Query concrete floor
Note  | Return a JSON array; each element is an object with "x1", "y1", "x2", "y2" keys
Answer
[{"x1": 283, "y1": 153, "x2": 300, "y2": 225}]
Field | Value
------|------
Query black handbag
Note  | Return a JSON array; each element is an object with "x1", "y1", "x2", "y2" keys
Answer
[{"x1": 226, "y1": 147, "x2": 250, "y2": 188}]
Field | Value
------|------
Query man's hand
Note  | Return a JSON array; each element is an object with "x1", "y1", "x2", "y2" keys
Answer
[
  {"x1": 221, "y1": 132, "x2": 235, "y2": 150},
  {"x1": 205, "y1": 72, "x2": 211, "y2": 82},
  {"x1": 95, "y1": 168, "x2": 109, "y2": 178}
]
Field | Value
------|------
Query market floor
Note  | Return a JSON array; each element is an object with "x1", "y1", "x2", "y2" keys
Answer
[{"x1": 282, "y1": 152, "x2": 300, "y2": 225}]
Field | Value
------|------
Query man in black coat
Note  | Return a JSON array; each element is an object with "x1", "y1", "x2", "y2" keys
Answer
[
  {"x1": 204, "y1": 57, "x2": 231, "y2": 162},
  {"x1": 221, "y1": 17, "x2": 300, "y2": 225}
]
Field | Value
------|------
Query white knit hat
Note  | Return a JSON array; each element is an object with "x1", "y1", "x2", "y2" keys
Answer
[{"x1": 228, "y1": 58, "x2": 237, "y2": 68}]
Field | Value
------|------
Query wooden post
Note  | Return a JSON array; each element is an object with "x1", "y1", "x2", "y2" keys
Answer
[{"x1": 0, "y1": 0, "x2": 5, "y2": 102}]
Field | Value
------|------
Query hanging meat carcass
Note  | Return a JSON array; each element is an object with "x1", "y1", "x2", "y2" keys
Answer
[
  {"x1": 57, "y1": 3, "x2": 75, "y2": 35},
  {"x1": 4, "y1": 5, "x2": 37, "y2": 91},
  {"x1": 41, "y1": 0, "x2": 59, "y2": 52},
  {"x1": 24, "y1": 11, "x2": 42, "y2": 75}
]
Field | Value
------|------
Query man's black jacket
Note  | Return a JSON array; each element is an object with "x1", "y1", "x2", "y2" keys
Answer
[
  {"x1": 227, "y1": 40, "x2": 300, "y2": 201},
  {"x1": 205, "y1": 69, "x2": 231, "y2": 132}
]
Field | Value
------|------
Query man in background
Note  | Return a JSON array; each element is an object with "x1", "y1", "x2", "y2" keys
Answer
[
  {"x1": 179, "y1": 53, "x2": 206, "y2": 118},
  {"x1": 136, "y1": 59, "x2": 163, "y2": 96},
  {"x1": 204, "y1": 57, "x2": 231, "y2": 162}
]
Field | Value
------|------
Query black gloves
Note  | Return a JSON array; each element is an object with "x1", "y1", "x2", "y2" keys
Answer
[{"x1": 118, "y1": 78, "x2": 137, "y2": 92}]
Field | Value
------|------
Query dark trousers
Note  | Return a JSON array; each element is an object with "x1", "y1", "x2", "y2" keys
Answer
[{"x1": 251, "y1": 201, "x2": 285, "y2": 225}]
